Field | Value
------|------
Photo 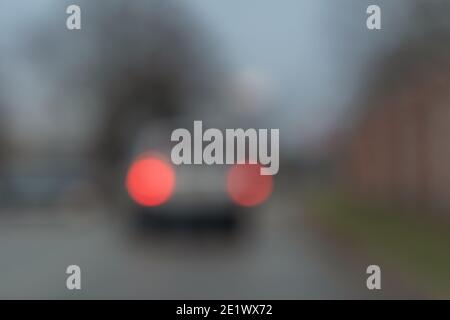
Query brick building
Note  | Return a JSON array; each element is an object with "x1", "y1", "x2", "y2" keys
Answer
[{"x1": 343, "y1": 42, "x2": 450, "y2": 211}]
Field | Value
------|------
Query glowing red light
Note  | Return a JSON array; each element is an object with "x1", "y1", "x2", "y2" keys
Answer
[
  {"x1": 126, "y1": 155, "x2": 175, "y2": 207},
  {"x1": 226, "y1": 163, "x2": 273, "y2": 207}
]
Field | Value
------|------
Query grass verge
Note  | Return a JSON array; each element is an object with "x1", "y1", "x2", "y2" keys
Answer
[{"x1": 305, "y1": 188, "x2": 450, "y2": 297}]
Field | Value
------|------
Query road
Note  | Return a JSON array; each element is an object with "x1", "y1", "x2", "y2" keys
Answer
[{"x1": 0, "y1": 188, "x2": 418, "y2": 299}]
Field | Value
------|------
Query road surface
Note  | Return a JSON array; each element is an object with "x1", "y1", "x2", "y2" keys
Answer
[{"x1": 0, "y1": 187, "x2": 418, "y2": 299}]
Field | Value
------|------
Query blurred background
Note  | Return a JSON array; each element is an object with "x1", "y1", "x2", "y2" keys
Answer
[{"x1": 0, "y1": 0, "x2": 449, "y2": 299}]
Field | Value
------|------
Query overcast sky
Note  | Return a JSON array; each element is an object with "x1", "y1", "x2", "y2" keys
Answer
[{"x1": 0, "y1": 0, "x2": 415, "y2": 153}]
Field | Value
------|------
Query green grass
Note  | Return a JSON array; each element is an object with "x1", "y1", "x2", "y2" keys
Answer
[{"x1": 306, "y1": 189, "x2": 450, "y2": 297}]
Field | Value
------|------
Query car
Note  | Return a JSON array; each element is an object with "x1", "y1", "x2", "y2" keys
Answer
[{"x1": 120, "y1": 118, "x2": 243, "y2": 233}]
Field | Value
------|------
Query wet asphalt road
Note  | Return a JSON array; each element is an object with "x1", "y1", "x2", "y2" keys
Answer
[{"x1": 0, "y1": 188, "x2": 419, "y2": 299}]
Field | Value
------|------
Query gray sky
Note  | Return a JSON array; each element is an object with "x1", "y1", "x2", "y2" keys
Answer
[{"x1": 0, "y1": 0, "x2": 415, "y2": 154}]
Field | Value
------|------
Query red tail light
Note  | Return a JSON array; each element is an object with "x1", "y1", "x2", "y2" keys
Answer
[
  {"x1": 226, "y1": 163, "x2": 273, "y2": 207},
  {"x1": 126, "y1": 154, "x2": 175, "y2": 207}
]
